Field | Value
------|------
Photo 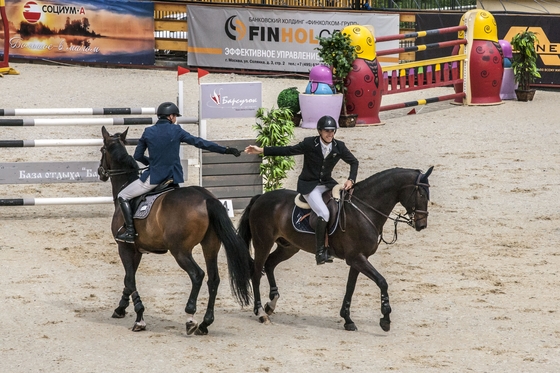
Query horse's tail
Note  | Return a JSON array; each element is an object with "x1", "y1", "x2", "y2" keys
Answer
[
  {"x1": 206, "y1": 197, "x2": 252, "y2": 307},
  {"x1": 237, "y1": 194, "x2": 262, "y2": 253}
]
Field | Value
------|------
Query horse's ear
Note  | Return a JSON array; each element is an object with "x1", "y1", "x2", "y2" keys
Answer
[
  {"x1": 120, "y1": 127, "x2": 129, "y2": 141},
  {"x1": 423, "y1": 166, "x2": 434, "y2": 179},
  {"x1": 101, "y1": 126, "x2": 109, "y2": 140}
]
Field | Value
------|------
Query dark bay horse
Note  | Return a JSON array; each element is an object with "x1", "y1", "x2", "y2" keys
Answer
[
  {"x1": 238, "y1": 166, "x2": 433, "y2": 332},
  {"x1": 98, "y1": 126, "x2": 252, "y2": 335}
]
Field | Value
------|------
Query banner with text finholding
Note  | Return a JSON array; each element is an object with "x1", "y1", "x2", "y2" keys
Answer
[{"x1": 187, "y1": 5, "x2": 399, "y2": 73}]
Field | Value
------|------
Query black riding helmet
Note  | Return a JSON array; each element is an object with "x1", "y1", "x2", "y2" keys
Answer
[
  {"x1": 317, "y1": 115, "x2": 337, "y2": 132},
  {"x1": 157, "y1": 102, "x2": 182, "y2": 118}
]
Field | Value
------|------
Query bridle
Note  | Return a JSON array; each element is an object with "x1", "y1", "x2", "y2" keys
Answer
[
  {"x1": 98, "y1": 137, "x2": 144, "y2": 179},
  {"x1": 341, "y1": 171, "x2": 430, "y2": 244},
  {"x1": 403, "y1": 172, "x2": 430, "y2": 221}
]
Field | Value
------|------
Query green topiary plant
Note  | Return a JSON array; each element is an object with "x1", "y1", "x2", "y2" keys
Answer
[
  {"x1": 277, "y1": 87, "x2": 301, "y2": 114},
  {"x1": 316, "y1": 30, "x2": 357, "y2": 116},
  {"x1": 511, "y1": 29, "x2": 541, "y2": 91},
  {"x1": 254, "y1": 107, "x2": 296, "y2": 192}
]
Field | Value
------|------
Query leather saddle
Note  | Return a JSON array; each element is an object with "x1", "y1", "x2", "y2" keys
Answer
[
  {"x1": 291, "y1": 185, "x2": 343, "y2": 235},
  {"x1": 130, "y1": 179, "x2": 178, "y2": 219}
]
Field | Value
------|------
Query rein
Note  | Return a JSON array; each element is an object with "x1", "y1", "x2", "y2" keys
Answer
[
  {"x1": 339, "y1": 174, "x2": 430, "y2": 245},
  {"x1": 98, "y1": 166, "x2": 140, "y2": 178},
  {"x1": 343, "y1": 192, "x2": 412, "y2": 245}
]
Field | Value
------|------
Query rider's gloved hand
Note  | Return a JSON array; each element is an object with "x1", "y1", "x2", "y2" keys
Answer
[{"x1": 225, "y1": 147, "x2": 241, "y2": 157}]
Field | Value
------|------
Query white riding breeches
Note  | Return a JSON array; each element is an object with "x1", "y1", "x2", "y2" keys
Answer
[
  {"x1": 304, "y1": 184, "x2": 330, "y2": 221},
  {"x1": 117, "y1": 176, "x2": 157, "y2": 200}
]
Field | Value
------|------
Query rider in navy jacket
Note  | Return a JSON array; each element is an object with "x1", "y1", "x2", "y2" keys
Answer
[
  {"x1": 115, "y1": 102, "x2": 241, "y2": 244},
  {"x1": 133, "y1": 117, "x2": 226, "y2": 185},
  {"x1": 245, "y1": 115, "x2": 358, "y2": 265}
]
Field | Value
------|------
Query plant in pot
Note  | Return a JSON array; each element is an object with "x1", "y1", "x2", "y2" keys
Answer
[
  {"x1": 511, "y1": 29, "x2": 541, "y2": 102},
  {"x1": 277, "y1": 87, "x2": 301, "y2": 126},
  {"x1": 316, "y1": 30, "x2": 357, "y2": 127},
  {"x1": 254, "y1": 107, "x2": 296, "y2": 191}
]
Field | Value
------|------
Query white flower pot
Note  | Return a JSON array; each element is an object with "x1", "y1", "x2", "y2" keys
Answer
[{"x1": 298, "y1": 93, "x2": 343, "y2": 129}]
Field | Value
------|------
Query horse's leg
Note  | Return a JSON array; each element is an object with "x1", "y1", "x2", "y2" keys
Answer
[
  {"x1": 340, "y1": 266, "x2": 360, "y2": 331},
  {"x1": 196, "y1": 243, "x2": 221, "y2": 336},
  {"x1": 251, "y1": 257, "x2": 268, "y2": 324},
  {"x1": 347, "y1": 254, "x2": 391, "y2": 332},
  {"x1": 262, "y1": 244, "x2": 298, "y2": 316},
  {"x1": 251, "y1": 243, "x2": 274, "y2": 324},
  {"x1": 173, "y1": 251, "x2": 205, "y2": 336},
  {"x1": 112, "y1": 243, "x2": 146, "y2": 331}
]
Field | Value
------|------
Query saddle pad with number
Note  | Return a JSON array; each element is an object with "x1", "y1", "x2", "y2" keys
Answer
[
  {"x1": 291, "y1": 205, "x2": 339, "y2": 235},
  {"x1": 133, "y1": 189, "x2": 173, "y2": 220}
]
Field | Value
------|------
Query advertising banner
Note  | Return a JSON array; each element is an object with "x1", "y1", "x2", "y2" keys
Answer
[
  {"x1": 200, "y1": 82, "x2": 262, "y2": 119},
  {"x1": 1, "y1": 0, "x2": 154, "y2": 65},
  {"x1": 416, "y1": 13, "x2": 560, "y2": 87},
  {"x1": 187, "y1": 5, "x2": 399, "y2": 73}
]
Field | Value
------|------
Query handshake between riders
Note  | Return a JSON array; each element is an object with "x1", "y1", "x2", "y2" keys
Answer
[{"x1": 115, "y1": 102, "x2": 241, "y2": 244}]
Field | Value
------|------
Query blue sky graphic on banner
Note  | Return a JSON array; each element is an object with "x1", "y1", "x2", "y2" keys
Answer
[{"x1": 2, "y1": 0, "x2": 154, "y2": 65}]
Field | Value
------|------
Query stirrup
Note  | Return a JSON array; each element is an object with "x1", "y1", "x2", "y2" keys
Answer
[
  {"x1": 316, "y1": 248, "x2": 329, "y2": 265},
  {"x1": 325, "y1": 246, "x2": 334, "y2": 263},
  {"x1": 115, "y1": 228, "x2": 136, "y2": 243}
]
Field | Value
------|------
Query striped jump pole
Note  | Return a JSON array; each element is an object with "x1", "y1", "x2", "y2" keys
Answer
[
  {"x1": 0, "y1": 197, "x2": 113, "y2": 206},
  {"x1": 375, "y1": 25, "x2": 467, "y2": 43},
  {"x1": 0, "y1": 139, "x2": 139, "y2": 147},
  {"x1": 0, "y1": 138, "x2": 219, "y2": 147},
  {"x1": 0, "y1": 117, "x2": 198, "y2": 127},
  {"x1": 379, "y1": 92, "x2": 466, "y2": 112},
  {"x1": 342, "y1": 22, "x2": 470, "y2": 125},
  {"x1": 0, "y1": 107, "x2": 156, "y2": 116},
  {"x1": 376, "y1": 39, "x2": 467, "y2": 59}
]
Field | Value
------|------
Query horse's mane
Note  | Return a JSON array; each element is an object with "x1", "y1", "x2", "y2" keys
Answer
[
  {"x1": 108, "y1": 140, "x2": 139, "y2": 172},
  {"x1": 354, "y1": 167, "x2": 421, "y2": 195}
]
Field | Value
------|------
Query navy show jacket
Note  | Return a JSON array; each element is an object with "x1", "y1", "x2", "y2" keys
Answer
[{"x1": 134, "y1": 118, "x2": 227, "y2": 185}]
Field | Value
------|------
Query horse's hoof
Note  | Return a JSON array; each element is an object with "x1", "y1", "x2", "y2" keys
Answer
[
  {"x1": 259, "y1": 315, "x2": 271, "y2": 325},
  {"x1": 132, "y1": 321, "x2": 146, "y2": 332},
  {"x1": 379, "y1": 318, "x2": 391, "y2": 332},
  {"x1": 264, "y1": 303, "x2": 274, "y2": 316},
  {"x1": 195, "y1": 324, "x2": 208, "y2": 335},
  {"x1": 112, "y1": 310, "x2": 126, "y2": 319},
  {"x1": 344, "y1": 322, "x2": 358, "y2": 331},
  {"x1": 186, "y1": 320, "x2": 199, "y2": 335}
]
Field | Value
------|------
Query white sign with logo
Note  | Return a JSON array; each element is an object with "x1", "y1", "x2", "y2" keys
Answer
[{"x1": 199, "y1": 82, "x2": 262, "y2": 119}]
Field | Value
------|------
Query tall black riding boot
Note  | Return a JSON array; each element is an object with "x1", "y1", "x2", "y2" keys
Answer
[
  {"x1": 315, "y1": 217, "x2": 329, "y2": 265},
  {"x1": 115, "y1": 197, "x2": 136, "y2": 244}
]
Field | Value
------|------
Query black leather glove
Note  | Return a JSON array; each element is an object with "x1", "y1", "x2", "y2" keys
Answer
[{"x1": 225, "y1": 146, "x2": 241, "y2": 157}]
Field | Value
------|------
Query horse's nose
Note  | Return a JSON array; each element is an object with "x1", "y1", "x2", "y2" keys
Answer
[{"x1": 415, "y1": 218, "x2": 427, "y2": 231}]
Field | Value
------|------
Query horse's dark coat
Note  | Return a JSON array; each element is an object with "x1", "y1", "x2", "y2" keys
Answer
[
  {"x1": 238, "y1": 166, "x2": 433, "y2": 331},
  {"x1": 98, "y1": 126, "x2": 252, "y2": 335}
]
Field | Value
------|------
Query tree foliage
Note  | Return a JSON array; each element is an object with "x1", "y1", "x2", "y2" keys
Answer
[
  {"x1": 511, "y1": 29, "x2": 541, "y2": 91},
  {"x1": 254, "y1": 107, "x2": 296, "y2": 192}
]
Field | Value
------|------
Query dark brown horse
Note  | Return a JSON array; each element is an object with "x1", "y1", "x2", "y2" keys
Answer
[
  {"x1": 238, "y1": 166, "x2": 433, "y2": 332},
  {"x1": 98, "y1": 126, "x2": 252, "y2": 335}
]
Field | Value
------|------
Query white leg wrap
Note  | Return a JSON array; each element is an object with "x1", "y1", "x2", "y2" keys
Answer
[{"x1": 267, "y1": 294, "x2": 279, "y2": 311}]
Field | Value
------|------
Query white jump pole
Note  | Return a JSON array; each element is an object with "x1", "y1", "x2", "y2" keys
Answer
[
  {"x1": 0, "y1": 107, "x2": 156, "y2": 116},
  {"x1": 0, "y1": 197, "x2": 113, "y2": 206}
]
